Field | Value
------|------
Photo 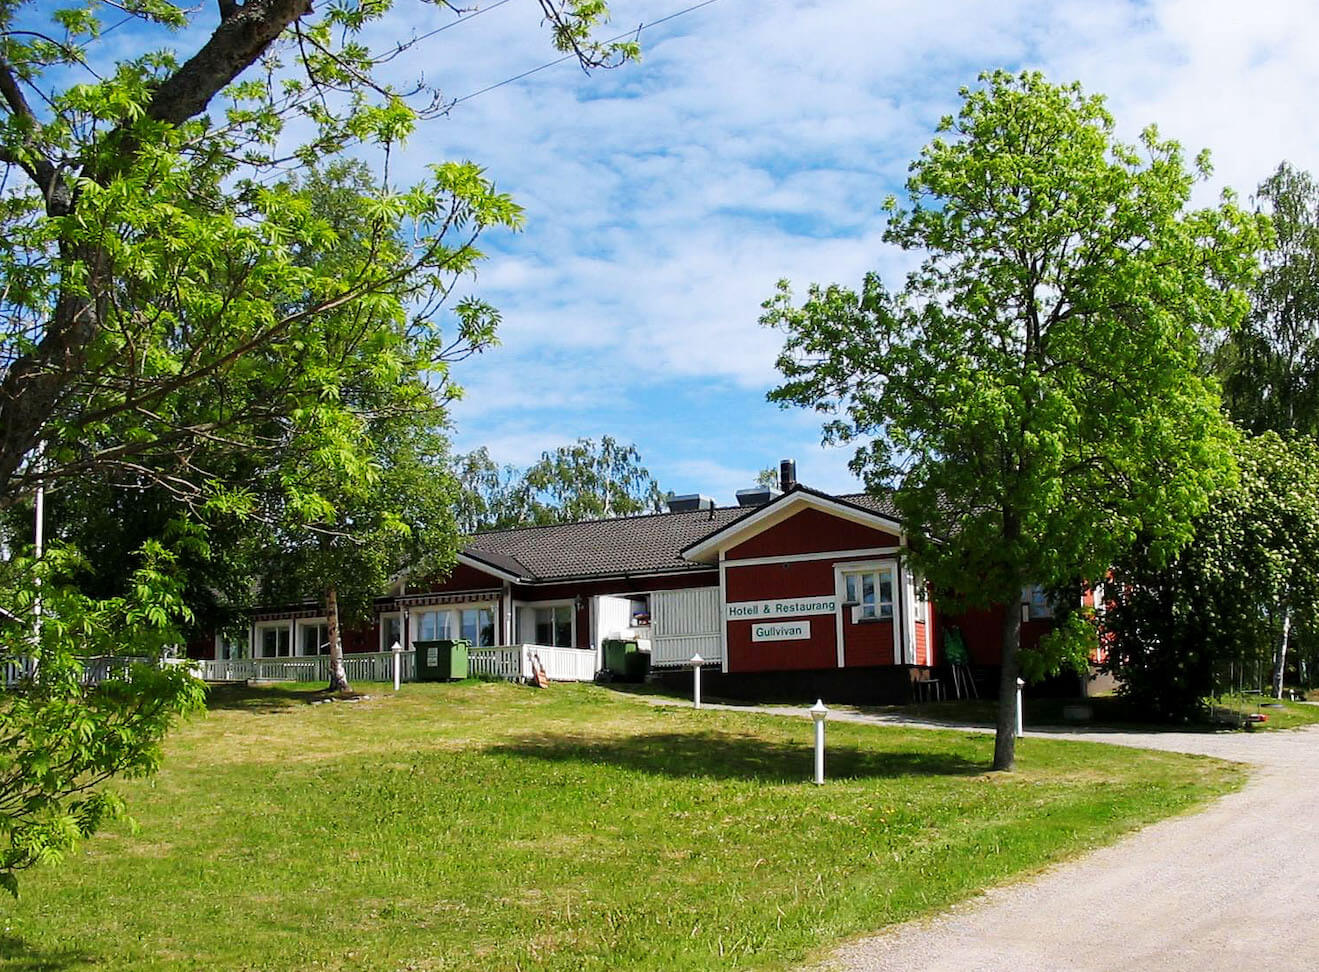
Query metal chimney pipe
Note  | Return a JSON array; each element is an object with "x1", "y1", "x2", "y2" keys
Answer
[{"x1": 779, "y1": 458, "x2": 797, "y2": 493}]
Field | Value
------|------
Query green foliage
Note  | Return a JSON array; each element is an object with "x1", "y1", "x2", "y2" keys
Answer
[
  {"x1": 1021, "y1": 607, "x2": 1099, "y2": 683},
  {"x1": 0, "y1": 545, "x2": 205, "y2": 892},
  {"x1": 1102, "y1": 432, "x2": 1319, "y2": 719},
  {"x1": 1218, "y1": 163, "x2": 1319, "y2": 435},
  {"x1": 763, "y1": 70, "x2": 1264, "y2": 766},
  {"x1": 0, "y1": 0, "x2": 627, "y2": 885},
  {"x1": 456, "y1": 436, "x2": 664, "y2": 532}
]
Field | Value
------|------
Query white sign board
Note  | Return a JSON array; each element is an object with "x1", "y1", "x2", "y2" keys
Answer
[
  {"x1": 426, "y1": 644, "x2": 439, "y2": 667},
  {"x1": 725, "y1": 596, "x2": 837, "y2": 621},
  {"x1": 751, "y1": 621, "x2": 811, "y2": 642}
]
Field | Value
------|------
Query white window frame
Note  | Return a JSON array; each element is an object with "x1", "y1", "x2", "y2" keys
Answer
[
  {"x1": 254, "y1": 621, "x2": 293, "y2": 658},
  {"x1": 295, "y1": 618, "x2": 330, "y2": 656},
  {"x1": 410, "y1": 602, "x2": 498, "y2": 648},
  {"x1": 840, "y1": 564, "x2": 896, "y2": 622},
  {"x1": 522, "y1": 600, "x2": 576, "y2": 648}
]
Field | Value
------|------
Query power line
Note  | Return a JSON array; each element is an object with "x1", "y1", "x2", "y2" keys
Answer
[
  {"x1": 451, "y1": 0, "x2": 725, "y2": 107},
  {"x1": 406, "y1": 0, "x2": 518, "y2": 49}
]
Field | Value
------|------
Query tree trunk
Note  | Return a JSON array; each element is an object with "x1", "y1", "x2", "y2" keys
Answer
[
  {"x1": 325, "y1": 583, "x2": 350, "y2": 693},
  {"x1": 1272, "y1": 607, "x2": 1292, "y2": 699},
  {"x1": 992, "y1": 596, "x2": 1023, "y2": 771}
]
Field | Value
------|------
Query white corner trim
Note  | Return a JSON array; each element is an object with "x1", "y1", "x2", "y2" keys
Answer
[{"x1": 720, "y1": 544, "x2": 731, "y2": 674}]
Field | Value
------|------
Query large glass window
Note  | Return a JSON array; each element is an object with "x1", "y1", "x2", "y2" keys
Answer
[
  {"x1": 415, "y1": 606, "x2": 494, "y2": 647},
  {"x1": 259, "y1": 626, "x2": 291, "y2": 657},
  {"x1": 461, "y1": 607, "x2": 495, "y2": 647},
  {"x1": 299, "y1": 622, "x2": 329, "y2": 656},
  {"x1": 843, "y1": 566, "x2": 894, "y2": 621},
  {"x1": 533, "y1": 605, "x2": 574, "y2": 647}
]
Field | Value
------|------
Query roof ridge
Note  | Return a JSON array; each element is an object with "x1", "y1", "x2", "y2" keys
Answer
[{"x1": 467, "y1": 502, "x2": 746, "y2": 541}]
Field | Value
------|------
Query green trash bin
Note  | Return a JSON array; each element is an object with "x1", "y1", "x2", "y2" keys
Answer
[
  {"x1": 414, "y1": 639, "x2": 470, "y2": 681},
  {"x1": 602, "y1": 638, "x2": 650, "y2": 683}
]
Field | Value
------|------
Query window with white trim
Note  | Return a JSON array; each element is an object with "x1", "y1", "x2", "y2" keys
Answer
[
  {"x1": 413, "y1": 606, "x2": 495, "y2": 647},
  {"x1": 533, "y1": 605, "x2": 574, "y2": 647},
  {"x1": 298, "y1": 622, "x2": 329, "y2": 656},
  {"x1": 842, "y1": 566, "x2": 895, "y2": 621},
  {"x1": 257, "y1": 624, "x2": 291, "y2": 658}
]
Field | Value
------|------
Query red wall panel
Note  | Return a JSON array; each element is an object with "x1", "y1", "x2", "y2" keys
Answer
[
  {"x1": 726, "y1": 619, "x2": 836, "y2": 672},
  {"x1": 725, "y1": 560, "x2": 836, "y2": 601},
  {"x1": 842, "y1": 615, "x2": 894, "y2": 667},
  {"x1": 726, "y1": 508, "x2": 899, "y2": 560}
]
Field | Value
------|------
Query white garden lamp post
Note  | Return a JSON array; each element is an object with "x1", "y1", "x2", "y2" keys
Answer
[
  {"x1": 690, "y1": 653, "x2": 704, "y2": 708},
  {"x1": 810, "y1": 699, "x2": 829, "y2": 785},
  {"x1": 1015, "y1": 676, "x2": 1025, "y2": 738},
  {"x1": 392, "y1": 640, "x2": 403, "y2": 692}
]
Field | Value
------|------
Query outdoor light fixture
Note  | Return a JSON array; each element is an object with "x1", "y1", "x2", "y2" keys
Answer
[
  {"x1": 690, "y1": 653, "x2": 704, "y2": 709},
  {"x1": 1016, "y1": 677, "x2": 1025, "y2": 738},
  {"x1": 810, "y1": 699, "x2": 829, "y2": 785},
  {"x1": 391, "y1": 640, "x2": 403, "y2": 692}
]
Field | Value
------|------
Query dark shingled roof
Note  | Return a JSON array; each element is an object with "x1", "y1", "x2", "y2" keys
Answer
[{"x1": 461, "y1": 487, "x2": 905, "y2": 583}]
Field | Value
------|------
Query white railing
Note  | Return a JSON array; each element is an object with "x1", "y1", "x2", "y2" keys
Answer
[
  {"x1": 468, "y1": 644, "x2": 597, "y2": 682},
  {"x1": 529, "y1": 644, "x2": 597, "y2": 682},
  {"x1": 200, "y1": 650, "x2": 416, "y2": 684},
  {"x1": 197, "y1": 645, "x2": 595, "y2": 684},
  {"x1": 468, "y1": 645, "x2": 524, "y2": 680}
]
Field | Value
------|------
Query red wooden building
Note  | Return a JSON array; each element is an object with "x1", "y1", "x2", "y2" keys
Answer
[{"x1": 199, "y1": 464, "x2": 1068, "y2": 701}]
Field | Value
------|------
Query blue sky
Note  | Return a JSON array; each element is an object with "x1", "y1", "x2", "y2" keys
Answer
[{"x1": 78, "y1": 0, "x2": 1319, "y2": 502}]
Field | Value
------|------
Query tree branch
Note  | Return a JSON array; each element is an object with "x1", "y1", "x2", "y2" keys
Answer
[{"x1": 147, "y1": 0, "x2": 313, "y2": 126}]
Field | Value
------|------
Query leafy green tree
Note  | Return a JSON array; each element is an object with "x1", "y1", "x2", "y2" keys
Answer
[
  {"x1": 0, "y1": 0, "x2": 630, "y2": 888},
  {"x1": 1218, "y1": 163, "x2": 1319, "y2": 435},
  {"x1": 452, "y1": 447, "x2": 534, "y2": 535},
  {"x1": 0, "y1": 543, "x2": 206, "y2": 894},
  {"x1": 0, "y1": 0, "x2": 632, "y2": 510},
  {"x1": 763, "y1": 71, "x2": 1264, "y2": 769},
  {"x1": 456, "y1": 437, "x2": 664, "y2": 530},
  {"x1": 1102, "y1": 433, "x2": 1319, "y2": 715},
  {"x1": 258, "y1": 419, "x2": 460, "y2": 692},
  {"x1": 521, "y1": 436, "x2": 664, "y2": 523}
]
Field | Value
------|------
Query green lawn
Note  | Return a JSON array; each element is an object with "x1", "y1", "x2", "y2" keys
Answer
[{"x1": 1, "y1": 681, "x2": 1243, "y2": 971}]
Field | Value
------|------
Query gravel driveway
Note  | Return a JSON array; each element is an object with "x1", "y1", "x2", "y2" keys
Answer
[
  {"x1": 644, "y1": 696, "x2": 1319, "y2": 970},
  {"x1": 820, "y1": 719, "x2": 1319, "y2": 972}
]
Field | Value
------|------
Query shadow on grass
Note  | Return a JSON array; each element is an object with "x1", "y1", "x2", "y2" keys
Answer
[
  {"x1": 0, "y1": 935, "x2": 96, "y2": 971},
  {"x1": 488, "y1": 730, "x2": 983, "y2": 782},
  {"x1": 204, "y1": 682, "x2": 326, "y2": 713}
]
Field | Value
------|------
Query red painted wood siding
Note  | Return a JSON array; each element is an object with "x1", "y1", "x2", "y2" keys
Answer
[
  {"x1": 413, "y1": 562, "x2": 505, "y2": 595},
  {"x1": 915, "y1": 620, "x2": 927, "y2": 666},
  {"x1": 726, "y1": 620, "x2": 836, "y2": 672},
  {"x1": 842, "y1": 614, "x2": 894, "y2": 666},
  {"x1": 725, "y1": 559, "x2": 837, "y2": 672},
  {"x1": 726, "y1": 508, "x2": 899, "y2": 560},
  {"x1": 725, "y1": 559, "x2": 835, "y2": 601},
  {"x1": 941, "y1": 604, "x2": 1052, "y2": 664}
]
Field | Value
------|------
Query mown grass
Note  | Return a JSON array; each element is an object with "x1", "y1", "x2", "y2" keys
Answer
[{"x1": 0, "y1": 681, "x2": 1243, "y2": 971}]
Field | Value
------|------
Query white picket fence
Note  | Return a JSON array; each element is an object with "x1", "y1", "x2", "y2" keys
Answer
[
  {"x1": 2, "y1": 654, "x2": 188, "y2": 688},
  {"x1": 469, "y1": 644, "x2": 597, "y2": 683},
  {"x1": 199, "y1": 645, "x2": 596, "y2": 685}
]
